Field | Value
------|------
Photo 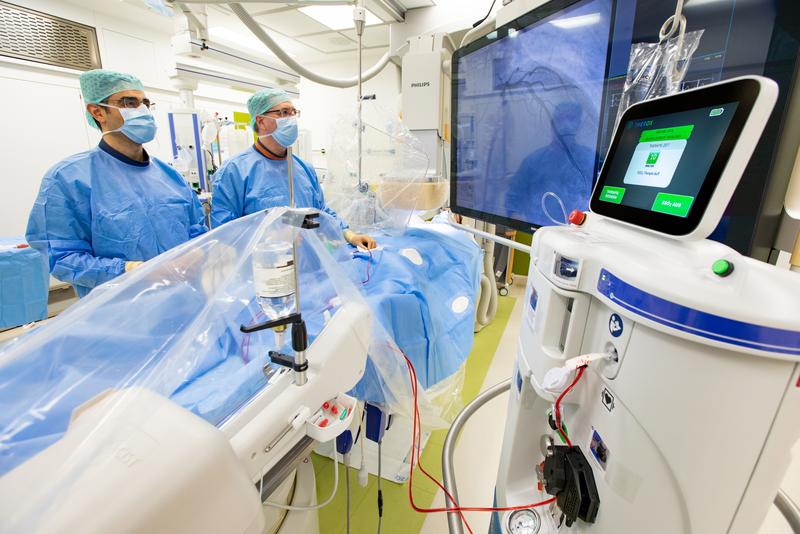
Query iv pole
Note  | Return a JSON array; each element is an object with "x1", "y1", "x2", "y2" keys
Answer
[{"x1": 354, "y1": 0, "x2": 366, "y2": 194}]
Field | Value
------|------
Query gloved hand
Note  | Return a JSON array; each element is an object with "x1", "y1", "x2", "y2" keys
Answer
[
  {"x1": 125, "y1": 261, "x2": 144, "y2": 272},
  {"x1": 345, "y1": 231, "x2": 377, "y2": 250}
]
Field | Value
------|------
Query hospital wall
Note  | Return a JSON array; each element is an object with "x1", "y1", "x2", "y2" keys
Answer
[
  {"x1": 297, "y1": 51, "x2": 401, "y2": 174},
  {"x1": 0, "y1": 0, "x2": 252, "y2": 238},
  {"x1": 0, "y1": 0, "x2": 499, "y2": 239}
]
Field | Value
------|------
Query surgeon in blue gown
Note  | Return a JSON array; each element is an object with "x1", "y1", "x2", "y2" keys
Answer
[
  {"x1": 26, "y1": 69, "x2": 207, "y2": 297},
  {"x1": 210, "y1": 88, "x2": 376, "y2": 249},
  {"x1": 505, "y1": 101, "x2": 596, "y2": 224}
]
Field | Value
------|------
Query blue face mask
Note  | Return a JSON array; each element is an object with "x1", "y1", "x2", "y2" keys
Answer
[
  {"x1": 263, "y1": 116, "x2": 298, "y2": 148},
  {"x1": 101, "y1": 104, "x2": 157, "y2": 144}
]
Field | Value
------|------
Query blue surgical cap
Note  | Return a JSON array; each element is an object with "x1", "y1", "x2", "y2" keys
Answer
[
  {"x1": 247, "y1": 88, "x2": 292, "y2": 130},
  {"x1": 79, "y1": 69, "x2": 145, "y2": 129}
]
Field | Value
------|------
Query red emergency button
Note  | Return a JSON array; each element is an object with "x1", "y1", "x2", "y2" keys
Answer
[
  {"x1": 319, "y1": 418, "x2": 329, "y2": 428},
  {"x1": 322, "y1": 402, "x2": 330, "y2": 411},
  {"x1": 331, "y1": 405, "x2": 339, "y2": 415},
  {"x1": 568, "y1": 210, "x2": 586, "y2": 226}
]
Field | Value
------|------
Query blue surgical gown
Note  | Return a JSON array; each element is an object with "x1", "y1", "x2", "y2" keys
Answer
[
  {"x1": 26, "y1": 140, "x2": 208, "y2": 297},
  {"x1": 210, "y1": 145, "x2": 346, "y2": 229}
]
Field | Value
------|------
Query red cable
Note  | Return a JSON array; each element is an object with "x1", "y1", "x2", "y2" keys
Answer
[
  {"x1": 399, "y1": 346, "x2": 473, "y2": 533},
  {"x1": 393, "y1": 346, "x2": 560, "y2": 531},
  {"x1": 361, "y1": 248, "x2": 373, "y2": 285},
  {"x1": 404, "y1": 350, "x2": 555, "y2": 517},
  {"x1": 554, "y1": 366, "x2": 586, "y2": 448}
]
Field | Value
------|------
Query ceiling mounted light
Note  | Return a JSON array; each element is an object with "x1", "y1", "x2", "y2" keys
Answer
[{"x1": 298, "y1": 5, "x2": 382, "y2": 31}]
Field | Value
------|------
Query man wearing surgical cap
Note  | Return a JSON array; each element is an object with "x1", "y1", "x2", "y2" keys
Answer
[
  {"x1": 26, "y1": 69, "x2": 207, "y2": 298},
  {"x1": 211, "y1": 88, "x2": 376, "y2": 249}
]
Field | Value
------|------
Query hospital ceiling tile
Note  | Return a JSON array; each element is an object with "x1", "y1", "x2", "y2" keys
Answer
[
  {"x1": 253, "y1": 9, "x2": 331, "y2": 36},
  {"x1": 296, "y1": 32, "x2": 359, "y2": 53},
  {"x1": 340, "y1": 25, "x2": 390, "y2": 48}
]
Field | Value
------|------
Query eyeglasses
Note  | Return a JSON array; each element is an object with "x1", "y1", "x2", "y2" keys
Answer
[
  {"x1": 105, "y1": 96, "x2": 155, "y2": 110},
  {"x1": 263, "y1": 108, "x2": 300, "y2": 118}
]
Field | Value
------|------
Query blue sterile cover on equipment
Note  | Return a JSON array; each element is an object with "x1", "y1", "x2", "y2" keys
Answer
[{"x1": 0, "y1": 237, "x2": 48, "y2": 329}]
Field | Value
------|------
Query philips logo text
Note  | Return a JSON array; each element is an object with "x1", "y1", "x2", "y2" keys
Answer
[{"x1": 410, "y1": 82, "x2": 430, "y2": 88}]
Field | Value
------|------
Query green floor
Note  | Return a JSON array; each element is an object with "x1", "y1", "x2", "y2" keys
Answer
[{"x1": 312, "y1": 296, "x2": 516, "y2": 534}]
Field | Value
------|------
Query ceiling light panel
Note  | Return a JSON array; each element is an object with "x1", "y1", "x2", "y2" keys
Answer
[
  {"x1": 398, "y1": 0, "x2": 436, "y2": 8},
  {"x1": 253, "y1": 9, "x2": 330, "y2": 36},
  {"x1": 296, "y1": 32, "x2": 359, "y2": 53},
  {"x1": 298, "y1": 5, "x2": 382, "y2": 31},
  {"x1": 340, "y1": 25, "x2": 390, "y2": 48}
]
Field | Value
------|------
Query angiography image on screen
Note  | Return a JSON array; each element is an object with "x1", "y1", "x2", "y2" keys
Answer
[{"x1": 452, "y1": 0, "x2": 613, "y2": 230}]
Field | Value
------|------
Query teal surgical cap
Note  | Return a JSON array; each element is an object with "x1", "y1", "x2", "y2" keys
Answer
[
  {"x1": 79, "y1": 69, "x2": 145, "y2": 129},
  {"x1": 247, "y1": 88, "x2": 291, "y2": 130}
]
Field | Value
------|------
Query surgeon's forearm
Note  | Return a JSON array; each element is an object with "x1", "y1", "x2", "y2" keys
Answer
[{"x1": 51, "y1": 251, "x2": 127, "y2": 289}]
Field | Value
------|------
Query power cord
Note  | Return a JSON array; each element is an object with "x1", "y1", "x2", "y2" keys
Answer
[
  {"x1": 555, "y1": 366, "x2": 586, "y2": 448},
  {"x1": 472, "y1": 0, "x2": 497, "y2": 28},
  {"x1": 377, "y1": 440, "x2": 383, "y2": 534},
  {"x1": 345, "y1": 453, "x2": 351, "y2": 534}
]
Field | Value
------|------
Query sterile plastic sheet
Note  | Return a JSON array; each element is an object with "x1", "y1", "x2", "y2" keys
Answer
[
  {"x1": 0, "y1": 209, "x2": 453, "y2": 508},
  {"x1": 325, "y1": 100, "x2": 447, "y2": 234}
]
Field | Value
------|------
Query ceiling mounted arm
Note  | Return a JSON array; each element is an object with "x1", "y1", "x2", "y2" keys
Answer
[
  {"x1": 228, "y1": 2, "x2": 391, "y2": 89},
  {"x1": 175, "y1": 2, "x2": 208, "y2": 40}
]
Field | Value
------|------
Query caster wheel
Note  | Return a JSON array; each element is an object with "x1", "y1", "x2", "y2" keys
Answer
[{"x1": 499, "y1": 287, "x2": 509, "y2": 297}]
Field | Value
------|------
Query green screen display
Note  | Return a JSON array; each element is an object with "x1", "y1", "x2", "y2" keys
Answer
[{"x1": 597, "y1": 103, "x2": 738, "y2": 218}]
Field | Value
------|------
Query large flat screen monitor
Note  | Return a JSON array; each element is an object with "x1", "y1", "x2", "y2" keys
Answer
[
  {"x1": 451, "y1": 0, "x2": 800, "y2": 259},
  {"x1": 452, "y1": 0, "x2": 613, "y2": 230}
]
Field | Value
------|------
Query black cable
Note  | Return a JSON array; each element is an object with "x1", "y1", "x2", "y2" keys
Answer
[
  {"x1": 377, "y1": 441, "x2": 383, "y2": 534},
  {"x1": 346, "y1": 458, "x2": 351, "y2": 534},
  {"x1": 472, "y1": 0, "x2": 497, "y2": 28}
]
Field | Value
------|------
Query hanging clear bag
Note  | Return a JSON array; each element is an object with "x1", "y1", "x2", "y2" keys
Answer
[{"x1": 614, "y1": 1, "x2": 704, "y2": 127}]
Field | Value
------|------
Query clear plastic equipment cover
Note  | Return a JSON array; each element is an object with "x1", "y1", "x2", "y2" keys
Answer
[
  {"x1": 325, "y1": 100, "x2": 447, "y2": 234},
  {"x1": 0, "y1": 208, "x2": 435, "y2": 526}
]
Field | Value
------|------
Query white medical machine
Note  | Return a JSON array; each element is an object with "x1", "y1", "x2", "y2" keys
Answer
[
  {"x1": 0, "y1": 210, "x2": 372, "y2": 534},
  {"x1": 489, "y1": 76, "x2": 800, "y2": 533}
]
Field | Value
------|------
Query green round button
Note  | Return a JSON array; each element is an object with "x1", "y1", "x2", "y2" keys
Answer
[{"x1": 712, "y1": 259, "x2": 734, "y2": 277}]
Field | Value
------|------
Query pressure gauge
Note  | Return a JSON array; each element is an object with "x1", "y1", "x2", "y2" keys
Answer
[{"x1": 507, "y1": 509, "x2": 541, "y2": 534}]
